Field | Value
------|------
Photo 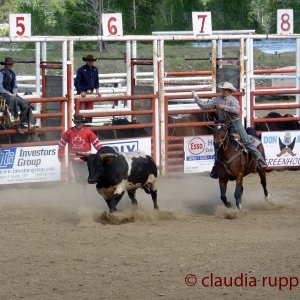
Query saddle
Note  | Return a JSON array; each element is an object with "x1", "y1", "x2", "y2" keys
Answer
[
  {"x1": 0, "y1": 95, "x2": 20, "y2": 128},
  {"x1": 229, "y1": 132, "x2": 261, "y2": 152}
]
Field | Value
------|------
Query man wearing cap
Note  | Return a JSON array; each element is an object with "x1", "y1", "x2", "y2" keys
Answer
[
  {"x1": 0, "y1": 57, "x2": 36, "y2": 134},
  {"x1": 74, "y1": 55, "x2": 100, "y2": 120},
  {"x1": 192, "y1": 82, "x2": 268, "y2": 179},
  {"x1": 58, "y1": 114, "x2": 102, "y2": 183}
]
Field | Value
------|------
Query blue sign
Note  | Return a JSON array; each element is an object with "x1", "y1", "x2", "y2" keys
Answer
[{"x1": 0, "y1": 148, "x2": 16, "y2": 169}]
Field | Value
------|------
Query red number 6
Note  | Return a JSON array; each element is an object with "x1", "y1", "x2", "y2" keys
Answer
[{"x1": 108, "y1": 17, "x2": 117, "y2": 35}]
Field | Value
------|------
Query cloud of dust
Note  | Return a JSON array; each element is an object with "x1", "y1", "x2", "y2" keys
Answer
[
  {"x1": 0, "y1": 172, "x2": 286, "y2": 225},
  {"x1": 93, "y1": 209, "x2": 178, "y2": 225}
]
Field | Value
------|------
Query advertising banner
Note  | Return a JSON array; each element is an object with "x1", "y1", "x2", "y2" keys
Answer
[
  {"x1": 97, "y1": 137, "x2": 152, "y2": 155},
  {"x1": 0, "y1": 145, "x2": 61, "y2": 184},
  {"x1": 262, "y1": 131, "x2": 300, "y2": 167},
  {"x1": 184, "y1": 135, "x2": 214, "y2": 173}
]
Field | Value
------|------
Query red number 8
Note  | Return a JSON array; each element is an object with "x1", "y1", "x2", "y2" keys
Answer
[{"x1": 280, "y1": 13, "x2": 290, "y2": 32}]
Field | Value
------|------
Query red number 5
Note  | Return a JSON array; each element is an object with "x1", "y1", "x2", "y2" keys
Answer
[
  {"x1": 16, "y1": 16, "x2": 25, "y2": 36},
  {"x1": 108, "y1": 17, "x2": 117, "y2": 35}
]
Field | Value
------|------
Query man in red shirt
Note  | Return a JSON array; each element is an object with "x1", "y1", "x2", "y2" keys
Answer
[{"x1": 58, "y1": 114, "x2": 102, "y2": 183}]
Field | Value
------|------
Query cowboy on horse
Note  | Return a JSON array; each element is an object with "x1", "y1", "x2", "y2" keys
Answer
[{"x1": 192, "y1": 82, "x2": 268, "y2": 179}]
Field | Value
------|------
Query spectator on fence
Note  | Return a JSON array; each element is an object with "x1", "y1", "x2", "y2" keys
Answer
[
  {"x1": 0, "y1": 57, "x2": 36, "y2": 134},
  {"x1": 58, "y1": 114, "x2": 102, "y2": 183},
  {"x1": 192, "y1": 81, "x2": 268, "y2": 179},
  {"x1": 74, "y1": 54, "x2": 101, "y2": 122}
]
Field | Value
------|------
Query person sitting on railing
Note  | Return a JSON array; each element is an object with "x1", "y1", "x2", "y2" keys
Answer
[
  {"x1": 74, "y1": 54, "x2": 101, "y2": 122},
  {"x1": 0, "y1": 57, "x2": 36, "y2": 134}
]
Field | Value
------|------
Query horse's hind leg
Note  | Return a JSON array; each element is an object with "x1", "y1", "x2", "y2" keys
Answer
[
  {"x1": 257, "y1": 168, "x2": 271, "y2": 201},
  {"x1": 234, "y1": 175, "x2": 244, "y2": 209},
  {"x1": 219, "y1": 178, "x2": 231, "y2": 208}
]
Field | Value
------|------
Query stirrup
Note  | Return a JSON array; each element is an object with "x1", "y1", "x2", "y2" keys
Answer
[
  {"x1": 258, "y1": 160, "x2": 267, "y2": 170},
  {"x1": 210, "y1": 166, "x2": 218, "y2": 179}
]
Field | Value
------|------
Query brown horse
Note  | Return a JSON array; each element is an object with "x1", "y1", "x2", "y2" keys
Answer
[
  {"x1": 213, "y1": 123, "x2": 271, "y2": 209},
  {"x1": 168, "y1": 113, "x2": 213, "y2": 137}
]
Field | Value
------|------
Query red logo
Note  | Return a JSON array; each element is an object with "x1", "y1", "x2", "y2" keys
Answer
[{"x1": 188, "y1": 137, "x2": 205, "y2": 155}]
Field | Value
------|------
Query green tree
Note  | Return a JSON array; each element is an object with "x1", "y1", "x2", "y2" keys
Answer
[
  {"x1": 16, "y1": 0, "x2": 47, "y2": 34},
  {"x1": 0, "y1": 0, "x2": 17, "y2": 23},
  {"x1": 206, "y1": 0, "x2": 260, "y2": 31}
]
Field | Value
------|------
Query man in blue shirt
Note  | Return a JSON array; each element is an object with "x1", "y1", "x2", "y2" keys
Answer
[
  {"x1": 0, "y1": 57, "x2": 36, "y2": 134},
  {"x1": 74, "y1": 55, "x2": 101, "y2": 118}
]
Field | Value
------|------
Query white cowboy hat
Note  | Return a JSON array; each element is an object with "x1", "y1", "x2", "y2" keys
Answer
[{"x1": 218, "y1": 82, "x2": 237, "y2": 92}]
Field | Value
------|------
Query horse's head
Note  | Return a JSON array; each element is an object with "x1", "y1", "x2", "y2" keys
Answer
[{"x1": 213, "y1": 123, "x2": 228, "y2": 148}]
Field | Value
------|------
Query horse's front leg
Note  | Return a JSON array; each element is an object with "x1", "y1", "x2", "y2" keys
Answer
[
  {"x1": 219, "y1": 178, "x2": 231, "y2": 208},
  {"x1": 234, "y1": 174, "x2": 244, "y2": 209}
]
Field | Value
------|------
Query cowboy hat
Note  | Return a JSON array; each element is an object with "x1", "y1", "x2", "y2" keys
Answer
[
  {"x1": 0, "y1": 57, "x2": 15, "y2": 65},
  {"x1": 82, "y1": 54, "x2": 97, "y2": 62},
  {"x1": 73, "y1": 114, "x2": 88, "y2": 123},
  {"x1": 218, "y1": 82, "x2": 237, "y2": 92}
]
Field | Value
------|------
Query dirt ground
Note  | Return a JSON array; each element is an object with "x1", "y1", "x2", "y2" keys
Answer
[{"x1": 0, "y1": 170, "x2": 300, "y2": 300}]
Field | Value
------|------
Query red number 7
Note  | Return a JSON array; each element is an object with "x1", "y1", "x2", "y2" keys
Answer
[{"x1": 197, "y1": 15, "x2": 207, "y2": 33}]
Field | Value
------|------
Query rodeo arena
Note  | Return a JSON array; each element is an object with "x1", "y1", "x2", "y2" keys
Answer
[{"x1": 1, "y1": 12, "x2": 300, "y2": 300}]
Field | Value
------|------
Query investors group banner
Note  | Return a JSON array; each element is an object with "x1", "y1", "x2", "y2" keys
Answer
[{"x1": 0, "y1": 145, "x2": 61, "y2": 184}]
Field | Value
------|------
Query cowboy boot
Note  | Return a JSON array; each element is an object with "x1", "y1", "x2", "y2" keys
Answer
[
  {"x1": 14, "y1": 125, "x2": 24, "y2": 135},
  {"x1": 210, "y1": 164, "x2": 218, "y2": 179},
  {"x1": 258, "y1": 159, "x2": 268, "y2": 170}
]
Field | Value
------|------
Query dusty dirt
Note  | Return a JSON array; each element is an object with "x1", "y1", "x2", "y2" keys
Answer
[{"x1": 0, "y1": 170, "x2": 300, "y2": 300}]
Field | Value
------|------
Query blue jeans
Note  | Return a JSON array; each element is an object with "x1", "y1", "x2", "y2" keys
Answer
[
  {"x1": 228, "y1": 120, "x2": 267, "y2": 163},
  {"x1": 1, "y1": 94, "x2": 35, "y2": 125}
]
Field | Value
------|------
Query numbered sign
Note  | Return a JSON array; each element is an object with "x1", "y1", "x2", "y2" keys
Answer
[
  {"x1": 102, "y1": 13, "x2": 123, "y2": 37},
  {"x1": 9, "y1": 14, "x2": 31, "y2": 38},
  {"x1": 277, "y1": 9, "x2": 293, "y2": 35},
  {"x1": 192, "y1": 12, "x2": 212, "y2": 35}
]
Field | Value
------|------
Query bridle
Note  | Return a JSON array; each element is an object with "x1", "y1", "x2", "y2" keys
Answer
[{"x1": 214, "y1": 124, "x2": 229, "y2": 150}]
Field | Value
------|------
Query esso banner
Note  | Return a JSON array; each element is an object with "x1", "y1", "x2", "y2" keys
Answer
[
  {"x1": 9, "y1": 14, "x2": 31, "y2": 38},
  {"x1": 184, "y1": 135, "x2": 214, "y2": 173},
  {"x1": 0, "y1": 145, "x2": 61, "y2": 184},
  {"x1": 102, "y1": 13, "x2": 123, "y2": 36},
  {"x1": 192, "y1": 12, "x2": 212, "y2": 35},
  {"x1": 277, "y1": 9, "x2": 293, "y2": 35},
  {"x1": 262, "y1": 131, "x2": 300, "y2": 167}
]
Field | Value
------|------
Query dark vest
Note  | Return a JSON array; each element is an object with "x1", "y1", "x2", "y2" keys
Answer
[{"x1": 0, "y1": 68, "x2": 16, "y2": 94}]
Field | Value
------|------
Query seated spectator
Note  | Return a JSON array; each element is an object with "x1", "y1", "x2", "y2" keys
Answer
[{"x1": 0, "y1": 57, "x2": 36, "y2": 134}]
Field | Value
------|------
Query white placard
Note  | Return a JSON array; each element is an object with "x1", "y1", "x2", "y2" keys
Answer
[
  {"x1": 262, "y1": 131, "x2": 300, "y2": 167},
  {"x1": 102, "y1": 13, "x2": 123, "y2": 37},
  {"x1": 9, "y1": 14, "x2": 31, "y2": 38},
  {"x1": 184, "y1": 135, "x2": 214, "y2": 173},
  {"x1": 192, "y1": 12, "x2": 212, "y2": 35},
  {"x1": 277, "y1": 9, "x2": 293, "y2": 35},
  {"x1": 92, "y1": 137, "x2": 152, "y2": 156},
  {"x1": 0, "y1": 145, "x2": 61, "y2": 184}
]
